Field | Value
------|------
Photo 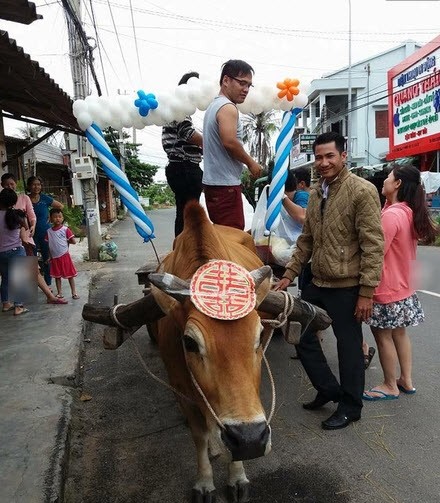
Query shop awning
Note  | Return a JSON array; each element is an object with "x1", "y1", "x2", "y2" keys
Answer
[{"x1": 0, "y1": 30, "x2": 81, "y2": 134}]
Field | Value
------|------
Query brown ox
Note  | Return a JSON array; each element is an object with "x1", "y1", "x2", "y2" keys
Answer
[
  {"x1": 82, "y1": 201, "x2": 332, "y2": 502},
  {"x1": 148, "y1": 201, "x2": 275, "y2": 502}
]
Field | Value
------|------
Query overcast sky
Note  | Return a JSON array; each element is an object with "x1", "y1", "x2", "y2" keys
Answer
[{"x1": 1, "y1": 0, "x2": 439, "y2": 179}]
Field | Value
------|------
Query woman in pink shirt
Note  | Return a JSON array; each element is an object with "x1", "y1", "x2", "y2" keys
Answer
[
  {"x1": 1, "y1": 173, "x2": 36, "y2": 253},
  {"x1": 0, "y1": 174, "x2": 67, "y2": 305},
  {"x1": 363, "y1": 165, "x2": 438, "y2": 401}
]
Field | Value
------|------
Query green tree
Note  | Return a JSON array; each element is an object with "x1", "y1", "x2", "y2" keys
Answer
[
  {"x1": 242, "y1": 111, "x2": 279, "y2": 169},
  {"x1": 17, "y1": 124, "x2": 48, "y2": 141},
  {"x1": 241, "y1": 112, "x2": 278, "y2": 207},
  {"x1": 142, "y1": 183, "x2": 175, "y2": 205}
]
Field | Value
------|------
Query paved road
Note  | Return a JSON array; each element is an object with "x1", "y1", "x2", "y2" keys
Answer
[{"x1": 64, "y1": 209, "x2": 440, "y2": 503}]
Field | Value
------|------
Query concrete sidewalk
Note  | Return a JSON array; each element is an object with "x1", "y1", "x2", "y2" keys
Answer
[{"x1": 0, "y1": 239, "x2": 101, "y2": 503}]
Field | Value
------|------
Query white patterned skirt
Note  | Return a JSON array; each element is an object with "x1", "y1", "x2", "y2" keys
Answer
[{"x1": 366, "y1": 293, "x2": 424, "y2": 329}]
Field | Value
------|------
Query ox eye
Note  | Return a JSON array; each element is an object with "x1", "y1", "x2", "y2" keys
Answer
[{"x1": 183, "y1": 335, "x2": 199, "y2": 353}]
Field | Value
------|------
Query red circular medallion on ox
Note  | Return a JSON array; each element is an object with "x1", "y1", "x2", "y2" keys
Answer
[{"x1": 190, "y1": 260, "x2": 256, "y2": 320}]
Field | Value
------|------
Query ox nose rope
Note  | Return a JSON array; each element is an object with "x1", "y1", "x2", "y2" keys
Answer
[
  {"x1": 128, "y1": 337, "x2": 199, "y2": 405},
  {"x1": 112, "y1": 290, "x2": 317, "y2": 429}
]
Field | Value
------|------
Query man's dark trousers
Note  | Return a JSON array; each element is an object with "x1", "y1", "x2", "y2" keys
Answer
[
  {"x1": 166, "y1": 161, "x2": 203, "y2": 237},
  {"x1": 297, "y1": 283, "x2": 365, "y2": 418}
]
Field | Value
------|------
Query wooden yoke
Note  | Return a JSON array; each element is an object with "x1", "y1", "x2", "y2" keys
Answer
[{"x1": 82, "y1": 287, "x2": 332, "y2": 350}]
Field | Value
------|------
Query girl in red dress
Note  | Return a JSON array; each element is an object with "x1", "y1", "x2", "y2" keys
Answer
[{"x1": 45, "y1": 209, "x2": 79, "y2": 300}]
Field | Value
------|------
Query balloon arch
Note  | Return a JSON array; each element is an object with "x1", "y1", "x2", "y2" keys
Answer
[{"x1": 72, "y1": 76, "x2": 308, "y2": 243}]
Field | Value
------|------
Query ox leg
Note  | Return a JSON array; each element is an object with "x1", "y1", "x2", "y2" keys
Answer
[
  {"x1": 191, "y1": 432, "x2": 216, "y2": 503},
  {"x1": 226, "y1": 461, "x2": 250, "y2": 503}
]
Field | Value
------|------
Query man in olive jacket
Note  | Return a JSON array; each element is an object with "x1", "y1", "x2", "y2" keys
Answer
[{"x1": 275, "y1": 131, "x2": 384, "y2": 430}]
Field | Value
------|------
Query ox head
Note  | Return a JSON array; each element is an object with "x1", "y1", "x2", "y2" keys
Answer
[{"x1": 149, "y1": 264, "x2": 273, "y2": 461}]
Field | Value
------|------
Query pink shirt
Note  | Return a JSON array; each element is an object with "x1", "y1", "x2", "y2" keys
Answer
[
  {"x1": 15, "y1": 193, "x2": 36, "y2": 247},
  {"x1": 373, "y1": 202, "x2": 417, "y2": 304}
]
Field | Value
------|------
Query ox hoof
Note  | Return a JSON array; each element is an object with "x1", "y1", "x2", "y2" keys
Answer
[
  {"x1": 226, "y1": 481, "x2": 250, "y2": 502},
  {"x1": 191, "y1": 487, "x2": 216, "y2": 503}
]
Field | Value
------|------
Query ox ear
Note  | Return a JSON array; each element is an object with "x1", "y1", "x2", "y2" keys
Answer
[
  {"x1": 250, "y1": 265, "x2": 272, "y2": 307},
  {"x1": 148, "y1": 272, "x2": 190, "y2": 303}
]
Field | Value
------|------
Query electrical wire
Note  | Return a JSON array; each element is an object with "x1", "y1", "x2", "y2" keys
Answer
[
  {"x1": 129, "y1": 0, "x2": 143, "y2": 84},
  {"x1": 61, "y1": 0, "x2": 102, "y2": 96},
  {"x1": 105, "y1": 0, "x2": 131, "y2": 77},
  {"x1": 87, "y1": 0, "x2": 109, "y2": 95}
]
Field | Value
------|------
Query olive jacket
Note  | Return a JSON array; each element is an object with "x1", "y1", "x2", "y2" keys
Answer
[{"x1": 282, "y1": 167, "x2": 384, "y2": 298}]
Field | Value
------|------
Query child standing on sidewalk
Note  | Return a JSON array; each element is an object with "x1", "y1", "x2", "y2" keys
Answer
[{"x1": 46, "y1": 209, "x2": 79, "y2": 300}]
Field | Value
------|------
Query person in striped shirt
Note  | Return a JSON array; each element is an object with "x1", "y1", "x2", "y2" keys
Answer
[{"x1": 162, "y1": 72, "x2": 203, "y2": 237}]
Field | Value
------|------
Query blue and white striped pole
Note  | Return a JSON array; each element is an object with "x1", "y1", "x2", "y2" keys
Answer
[
  {"x1": 264, "y1": 108, "x2": 301, "y2": 234},
  {"x1": 85, "y1": 123, "x2": 155, "y2": 242}
]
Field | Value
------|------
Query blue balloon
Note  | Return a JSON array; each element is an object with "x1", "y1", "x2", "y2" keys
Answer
[{"x1": 134, "y1": 90, "x2": 159, "y2": 117}]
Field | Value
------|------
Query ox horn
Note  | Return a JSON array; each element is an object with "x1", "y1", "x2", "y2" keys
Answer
[
  {"x1": 249, "y1": 265, "x2": 272, "y2": 289},
  {"x1": 149, "y1": 265, "x2": 272, "y2": 304},
  {"x1": 148, "y1": 272, "x2": 190, "y2": 302}
]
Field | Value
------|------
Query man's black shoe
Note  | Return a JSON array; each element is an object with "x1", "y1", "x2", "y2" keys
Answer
[
  {"x1": 302, "y1": 394, "x2": 330, "y2": 410},
  {"x1": 321, "y1": 411, "x2": 360, "y2": 430}
]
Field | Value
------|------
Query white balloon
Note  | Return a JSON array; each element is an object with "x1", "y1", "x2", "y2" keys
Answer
[
  {"x1": 72, "y1": 99, "x2": 87, "y2": 117},
  {"x1": 175, "y1": 84, "x2": 190, "y2": 102},
  {"x1": 132, "y1": 115, "x2": 145, "y2": 130},
  {"x1": 280, "y1": 98, "x2": 294, "y2": 111},
  {"x1": 293, "y1": 92, "x2": 308, "y2": 109},
  {"x1": 77, "y1": 112, "x2": 93, "y2": 131},
  {"x1": 180, "y1": 99, "x2": 197, "y2": 116},
  {"x1": 86, "y1": 101, "x2": 102, "y2": 123},
  {"x1": 195, "y1": 94, "x2": 213, "y2": 111},
  {"x1": 187, "y1": 76, "x2": 201, "y2": 88},
  {"x1": 237, "y1": 100, "x2": 253, "y2": 114},
  {"x1": 111, "y1": 117, "x2": 123, "y2": 131},
  {"x1": 246, "y1": 89, "x2": 264, "y2": 115},
  {"x1": 121, "y1": 113, "x2": 133, "y2": 129},
  {"x1": 84, "y1": 94, "x2": 99, "y2": 105},
  {"x1": 258, "y1": 85, "x2": 278, "y2": 112},
  {"x1": 142, "y1": 112, "x2": 156, "y2": 127},
  {"x1": 149, "y1": 107, "x2": 167, "y2": 126}
]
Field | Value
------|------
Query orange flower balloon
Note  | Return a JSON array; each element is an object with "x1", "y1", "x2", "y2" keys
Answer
[{"x1": 276, "y1": 78, "x2": 300, "y2": 101}]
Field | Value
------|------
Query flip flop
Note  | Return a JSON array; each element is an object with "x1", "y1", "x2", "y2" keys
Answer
[
  {"x1": 47, "y1": 298, "x2": 68, "y2": 305},
  {"x1": 2, "y1": 305, "x2": 15, "y2": 312},
  {"x1": 364, "y1": 347, "x2": 376, "y2": 370},
  {"x1": 397, "y1": 384, "x2": 416, "y2": 395},
  {"x1": 72, "y1": 294, "x2": 80, "y2": 300},
  {"x1": 363, "y1": 388, "x2": 399, "y2": 401},
  {"x1": 14, "y1": 308, "x2": 30, "y2": 316}
]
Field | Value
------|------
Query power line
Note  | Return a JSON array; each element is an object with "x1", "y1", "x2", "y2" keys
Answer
[
  {"x1": 105, "y1": 0, "x2": 131, "y2": 76},
  {"x1": 91, "y1": 0, "x2": 439, "y2": 42},
  {"x1": 129, "y1": 0, "x2": 143, "y2": 84},
  {"x1": 61, "y1": 0, "x2": 103, "y2": 96},
  {"x1": 87, "y1": 0, "x2": 109, "y2": 95}
]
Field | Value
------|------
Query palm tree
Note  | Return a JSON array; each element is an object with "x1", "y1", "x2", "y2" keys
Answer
[
  {"x1": 17, "y1": 123, "x2": 62, "y2": 147},
  {"x1": 17, "y1": 124, "x2": 48, "y2": 141},
  {"x1": 242, "y1": 111, "x2": 279, "y2": 170}
]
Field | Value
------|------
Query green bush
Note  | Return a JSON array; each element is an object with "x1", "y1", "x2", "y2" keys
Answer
[{"x1": 62, "y1": 206, "x2": 85, "y2": 237}]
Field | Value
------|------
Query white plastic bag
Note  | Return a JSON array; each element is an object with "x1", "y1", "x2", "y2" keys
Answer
[
  {"x1": 199, "y1": 192, "x2": 255, "y2": 231},
  {"x1": 250, "y1": 186, "x2": 301, "y2": 266}
]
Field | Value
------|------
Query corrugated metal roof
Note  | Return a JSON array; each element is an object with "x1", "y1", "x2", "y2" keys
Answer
[
  {"x1": 0, "y1": 30, "x2": 80, "y2": 134},
  {"x1": 0, "y1": 0, "x2": 42, "y2": 25}
]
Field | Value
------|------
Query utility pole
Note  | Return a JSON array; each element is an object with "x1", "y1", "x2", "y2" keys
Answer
[
  {"x1": 347, "y1": 0, "x2": 352, "y2": 169},
  {"x1": 65, "y1": 0, "x2": 101, "y2": 260}
]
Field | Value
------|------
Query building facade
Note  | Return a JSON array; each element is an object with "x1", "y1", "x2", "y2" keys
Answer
[{"x1": 293, "y1": 40, "x2": 422, "y2": 168}]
